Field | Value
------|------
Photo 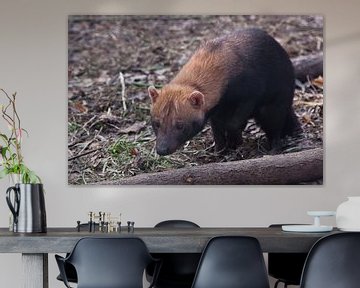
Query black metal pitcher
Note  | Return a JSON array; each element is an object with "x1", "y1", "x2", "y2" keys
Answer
[{"x1": 6, "y1": 183, "x2": 47, "y2": 233}]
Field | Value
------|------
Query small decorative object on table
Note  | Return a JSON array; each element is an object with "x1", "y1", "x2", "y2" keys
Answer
[
  {"x1": 77, "y1": 211, "x2": 122, "y2": 232},
  {"x1": 0, "y1": 89, "x2": 46, "y2": 233},
  {"x1": 336, "y1": 196, "x2": 360, "y2": 231},
  {"x1": 282, "y1": 211, "x2": 335, "y2": 232}
]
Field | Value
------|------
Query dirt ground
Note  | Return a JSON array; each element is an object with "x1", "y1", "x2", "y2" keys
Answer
[{"x1": 68, "y1": 15, "x2": 323, "y2": 185}]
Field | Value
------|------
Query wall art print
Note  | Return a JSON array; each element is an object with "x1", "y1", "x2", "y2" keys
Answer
[{"x1": 68, "y1": 15, "x2": 323, "y2": 185}]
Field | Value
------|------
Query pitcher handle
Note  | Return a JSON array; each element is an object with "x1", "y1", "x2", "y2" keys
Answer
[{"x1": 6, "y1": 186, "x2": 20, "y2": 224}]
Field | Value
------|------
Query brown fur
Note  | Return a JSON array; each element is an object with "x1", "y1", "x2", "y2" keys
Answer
[
  {"x1": 150, "y1": 37, "x2": 240, "y2": 126},
  {"x1": 150, "y1": 84, "x2": 196, "y2": 124},
  {"x1": 170, "y1": 39, "x2": 238, "y2": 111}
]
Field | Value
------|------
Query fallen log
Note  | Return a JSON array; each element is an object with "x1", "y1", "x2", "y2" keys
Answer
[
  {"x1": 292, "y1": 52, "x2": 323, "y2": 82},
  {"x1": 99, "y1": 148, "x2": 323, "y2": 185}
]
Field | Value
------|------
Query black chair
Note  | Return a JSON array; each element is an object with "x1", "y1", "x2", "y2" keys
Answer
[
  {"x1": 147, "y1": 220, "x2": 201, "y2": 288},
  {"x1": 55, "y1": 237, "x2": 160, "y2": 288},
  {"x1": 191, "y1": 236, "x2": 270, "y2": 288},
  {"x1": 56, "y1": 262, "x2": 77, "y2": 284},
  {"x1": 268, "y1": 224, "x2": 308, "y2": 288},
  {"x1": 300, "y1": 232, "x2": 360, "y2": 288},
  {"x1": 56, "y1": 223, "x2": 99, "y2": 284}
]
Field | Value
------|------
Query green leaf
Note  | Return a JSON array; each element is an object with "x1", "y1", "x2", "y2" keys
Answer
[
  {"x1": 0, "y1": 133, "x2": 8, "y2": 142},
  {"x1": 0, "y1": 168, "x2": 9, "y2": 179},
  {"x1": 18, "y1": 164, "x2": 41, "y2": 184},
  {"x1": 0, "y1": 146, "x2": 9, "y2": 158},
  {"x1": 28, "y1": 170, "x2": 41, "y2": 184},
  {"x1": 10, "y1": 164, "x2": 20, "y2": 174}
]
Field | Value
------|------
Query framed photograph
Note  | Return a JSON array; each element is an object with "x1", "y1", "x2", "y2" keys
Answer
[{"x1": 68, "y1": 15, "x2": 323, "y2": 185}]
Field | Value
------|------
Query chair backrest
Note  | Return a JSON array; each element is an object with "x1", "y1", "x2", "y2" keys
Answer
[
  {"x1": 150, "y1": 220, "x2": 201, "y2": 287},
  {"x1": 66, "y1": 237, "x2": 154, "y2": 288},
  {"x1": 155, "y1": 220, "x2": 200, "y2": 228},
  {"x1": 191, "y1": 236, "x2": 270, "y2": 288},
  {"x1": 300, "y1": 232, "x2": 360, "y2": 288}
]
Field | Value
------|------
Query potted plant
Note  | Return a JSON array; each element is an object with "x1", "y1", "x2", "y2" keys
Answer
[
  {"x1": 0, "y1": 89, "x2": 40, "y2": 183},
  {"x1": 1, "y1": 88, "x2": 46, "y2": 233}
]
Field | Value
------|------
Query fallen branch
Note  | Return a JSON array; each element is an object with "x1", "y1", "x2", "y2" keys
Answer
[
  {"x1": 292, "y1": 52, "x2": 323, "y2": 82},
  {"x1": 98, "y1": 148, "x2": 323, "y2": 185}
]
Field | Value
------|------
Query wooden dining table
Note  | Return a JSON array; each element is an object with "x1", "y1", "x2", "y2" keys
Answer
[{"x1": 0, "y1": 226, "x2": 339, "y2": 288}]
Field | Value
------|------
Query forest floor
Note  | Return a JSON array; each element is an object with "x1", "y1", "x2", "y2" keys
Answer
[{"x1": 68, "y1": 15, "x2": 323, "y2": 185}]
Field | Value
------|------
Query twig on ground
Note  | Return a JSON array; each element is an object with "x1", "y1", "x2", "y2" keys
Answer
[
  {"x1": 69, "y1": 148, "x2": 102, "y2": 161},
  {"x1": 119, "y1": 72, "x2": 127, "y2": 112},
  {"x1": 83, "y1": 115, "x2": 97, "y2": 129}
]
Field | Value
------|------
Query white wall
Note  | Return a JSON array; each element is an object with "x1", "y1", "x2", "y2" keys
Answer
[{"x1": 0, "y1": 0, "x2": 360, "y2": 287}]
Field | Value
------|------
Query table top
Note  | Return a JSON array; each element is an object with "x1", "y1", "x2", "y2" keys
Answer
[{"x1": 0, "y1": 227, "x2": 340, "y2": 254}]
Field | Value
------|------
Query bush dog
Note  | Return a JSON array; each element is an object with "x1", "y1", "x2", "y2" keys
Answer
[{"x1": 148, "y1": 28, "x2": 300, "y2": 155}]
